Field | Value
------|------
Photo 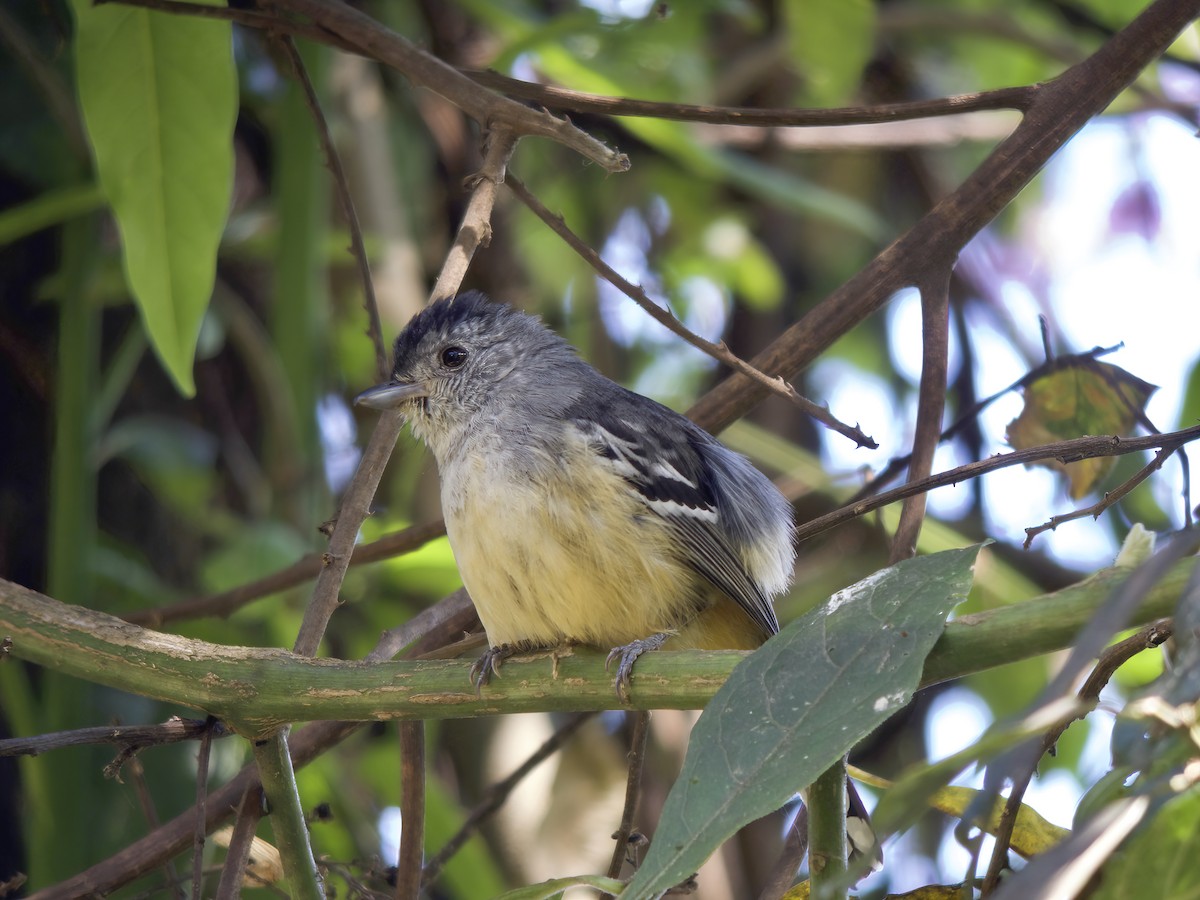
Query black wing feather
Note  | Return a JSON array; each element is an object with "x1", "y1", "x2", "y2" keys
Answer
[{"x1": 569, "y1": 387, "x2": 779, "y2": 638}]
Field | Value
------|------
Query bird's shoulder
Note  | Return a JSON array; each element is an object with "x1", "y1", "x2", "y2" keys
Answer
[{"x1": 561, "y1": 384, "x2": 720, "y2": 519}]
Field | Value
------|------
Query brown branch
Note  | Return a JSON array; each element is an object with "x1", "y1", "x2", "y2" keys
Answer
[
  {"x1": 292, "y1": 129, "x2": 515, "y2": 656},
  {"x1": 604, "y1": 711, "x2": 651, "y2": 892},
  {"x1": 216, "y1": 786, "x2": 265, "y2": 900},
  {"x1": 274, "y1": 33, "x2": 388, "y2": 382},
  {"x1": 506, "y1": 175, "x2": 876, "y2": 449},
  {"x1": 396, "y1": 722, "x2": 426, "y2": 900},
  {"x1": 0, "y1": 716, "x2": 228, "y2": 759},
  {"x1": 794, "y1": 425, "x2": 1200, "y2": 544},
  {"x1": 192, "y1": 720, "x2": 214, "y2": 900},
  {"x1": 687, "y1": 0, "x2": 1200, "y2": 435},
  {"x1": 126, "y1": 756, "x2": 184, "y2": 900},
  {"x1": 370, "y1": 589, "x2": 479, "y2": 662},
  {"x1": 1023, "y1": 444, "x2": 1182, "y2": 548},
  {"x1": 94, "y1": 0, "x2": 360, "y2": 51},
  {"x1": 123, "y1": 519, "x2": 446, "y2": 629},
  {"x1": 757, "y1": 813, "x2": 809, "y2": 900},
  {"x1": 890, "y1": 271, "x2": 952, "y2": 563},
  {"x1": 270, "y1": 0, "x2": 627, "y2": 172},
  {"x1": 980, "y1": 620, "x2": 1173, "y2": 894},
  {"x1": 420, "y1": 712, "x2": 596, "y2": 889},
  {"x1": 470, "y1": 69, "x2": 1039, "y2": 125},
  {"x1": 99, "y1": 0, "x2": 628, "y2": 171}
]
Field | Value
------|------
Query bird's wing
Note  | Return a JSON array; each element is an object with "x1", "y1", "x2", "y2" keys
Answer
[{"x1": 570, "y1": 397, "x2": 780, "y2": 639}]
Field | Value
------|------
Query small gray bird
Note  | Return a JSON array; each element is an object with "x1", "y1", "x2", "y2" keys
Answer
[
  {"x1": 356, "y1": 291, "x2": 877, "y2": 863},
  {"x1": 356, "y1": 291, "x2": 794, "y2": 691}
]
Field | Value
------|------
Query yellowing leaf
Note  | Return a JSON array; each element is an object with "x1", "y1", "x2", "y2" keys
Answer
[
  {"x1": 926, "y1": 786, "x2": 1069, "y2": 858},
  {"x1": 1006, "y1": 363, "x2": 1156, "y2": 498},
  {"x1": 852, "y1": 766, "x2": 1069, "y2": 859}
]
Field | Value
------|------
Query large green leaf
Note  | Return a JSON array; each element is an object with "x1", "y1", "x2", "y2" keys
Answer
[
  {"x1": 72, "y1": 0, "x2": 236, "y2": 395},
  {"x1": 623, "y1": 546, "x2": 982, "y2": 899}
]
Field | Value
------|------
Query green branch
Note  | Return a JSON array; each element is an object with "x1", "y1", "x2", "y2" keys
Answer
[{"x1": 0, "y1": 559, "x2": 1190, "y2": 737}]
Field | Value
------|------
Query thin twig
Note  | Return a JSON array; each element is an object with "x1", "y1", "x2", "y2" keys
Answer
[
  {"x1": 1023, "y1": 444, "x2": 1180, "y2": 548},
  {"x1": 123, "y1": 519, "x2": 446, "y2": 629},
  {"x1": 192, "y1": 719, "x2": 215, "y2": 900},
  {"x1": 851, "y1": 344, "x2": 1125, "y2": 503},
  {"x1": 890, "y1": 269, "x2": 952, "y2": 563},
  {"x1": 395, "y1": 722, "x2": 426, "y2": 900},
  {"x1": 99, "y1": 0, "x2": 1040, "y2": 133},
  {"x1": 0, "y1": 717, "x2": 227, "y2": 759},
  {"x1": 1088, "y1": 357, "x2": 1193, "y2": 529},
  {"x1": 470, "y1": 69, "x2": 1040, "y2": 123},
  {"x1": 979, "y1": 620, "x2": 1173, "y2": 894},
  {"x1": 757, "y1": 811, "x2": 808, "y2": 900},
  {"x1": 603, "y1": 711, "x2": 651, "y2": 893},
  {"x1": 127, "y1": 756, "x2": 184, "y2": 900},
  {"x1": 793, "y1": 425, "x2": 1200, "y2": 544},
  {"x1": 100, "y1": 0, "x2": 627, "y2": 171},
  {"x1": 975, "y1": 530, "x2": 1200, "y2": 897},
  {"x1": 290, "y1": 130, "x2": 516, "y2": 659},
  {"x1": 274, "y1": 33, "x2": 388, "y2": 381},
  {"x1": 216, "y1": 786, "x2": 265, "y2": 900},
  {"x1": 506, "y1": 175, "x2": 876, "y2": 449},
  {"x1": 94, "y1": 0, "x2": 360, "y2": 51},
  {"x1": 420, "y1": 712, "x2": 596, "y2": 889},
  {"x1": 370, "y1": 589, "x2": 478, "y2": 662},
  {"x1": 281, "y1": 0, "x2": 628, "y2": 172}
]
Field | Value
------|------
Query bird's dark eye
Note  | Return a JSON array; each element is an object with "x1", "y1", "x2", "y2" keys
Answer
[{"x1": 440, "y1": 346, "x2": 468, "y2": 369}]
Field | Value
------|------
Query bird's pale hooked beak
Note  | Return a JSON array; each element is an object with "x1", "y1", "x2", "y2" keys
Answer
[{"x1": 354, "y1": 380, "x2": 429, "y2": 410}]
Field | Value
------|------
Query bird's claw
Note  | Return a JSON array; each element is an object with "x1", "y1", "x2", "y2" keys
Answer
[
  {"x1": 469, "y1": 643, "x2": 517, "y2": 694},
  {"x1": 605, "y1": 633, "x2": 671, "y2": 703}
]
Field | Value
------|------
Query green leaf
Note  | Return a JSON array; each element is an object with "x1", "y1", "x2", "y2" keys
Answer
[
  {"x1": 72, "y1": 0, "x2": 236, "y2": 395},
  {"x1": 624, "y1": 546, "x2": 983, "y2": 899},
  {"x1": 784, "y1": 0, "x2": 876, "y2": 106}
]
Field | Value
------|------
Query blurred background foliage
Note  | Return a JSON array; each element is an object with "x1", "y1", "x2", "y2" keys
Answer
[{"x1": 0, "y1": 0, "x2": 1197, "y2": 895}]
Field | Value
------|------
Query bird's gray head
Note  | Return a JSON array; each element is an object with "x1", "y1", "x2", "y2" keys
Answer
[{"x1": 355, "y1": 292, "x2": 583, "y2": 457}]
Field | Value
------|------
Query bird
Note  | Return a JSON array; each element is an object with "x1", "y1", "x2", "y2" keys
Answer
[
  {"x1": 355, "y1": 291, "x2": 792, "y2": 687},
  {"x1": 356, "y1": 291, "x2": 876, "y2": 861}
]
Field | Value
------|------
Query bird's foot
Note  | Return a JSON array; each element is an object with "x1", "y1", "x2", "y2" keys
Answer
[
  {"x1": 469, "y1": 643, "x2": 518, "y2": 693},
  {"x1": 605, "y1": 632, "x2": 671, "y2": 703}
]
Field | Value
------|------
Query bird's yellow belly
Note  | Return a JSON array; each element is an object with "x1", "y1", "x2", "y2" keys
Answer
[{"x1": 441, "y1": 446, "x2": 751, "y2": 651}]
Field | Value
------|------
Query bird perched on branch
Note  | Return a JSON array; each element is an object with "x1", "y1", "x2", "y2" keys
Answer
[
  {"x1": 356, "y1": 291, "x2": 876, "y2": 860},
  {"x1": 356, "y1": 291, "x2": 792, "y2": 688}
]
